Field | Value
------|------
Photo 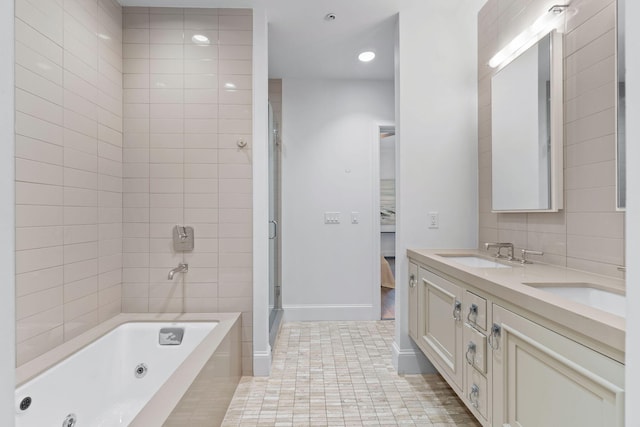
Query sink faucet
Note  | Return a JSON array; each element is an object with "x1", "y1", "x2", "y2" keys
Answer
[
  {"x1": 484, "y1": 242, "x2": 514, "y2": 260},
  {"x1": 168, "y1": 263, "x2": 188, "y2": 280}
]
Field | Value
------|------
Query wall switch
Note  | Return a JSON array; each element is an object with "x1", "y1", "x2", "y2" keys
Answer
[
  {"x1": 428, "y1": 212, "x2": 439, "y2": 229},
  {"x1": 351, "y1": 212, "x2": 360, "y2": 224},
  {"x1": 324, "y1": 212, "x2": 341, "y2": 224}
]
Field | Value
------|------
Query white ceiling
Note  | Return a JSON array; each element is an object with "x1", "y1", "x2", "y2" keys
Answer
[{"x1": 118, "y1": 0, "x2": 399, "y2": 80}]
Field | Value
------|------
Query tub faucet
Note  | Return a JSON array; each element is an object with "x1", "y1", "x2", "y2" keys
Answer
[{"x1": 168, "y1": 263, "x2": 188, "y2": 280}]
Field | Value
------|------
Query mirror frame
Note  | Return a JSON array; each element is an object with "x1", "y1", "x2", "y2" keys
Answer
[{"x1": 490, "y1": 30, "x2": 564, "y2": 213}]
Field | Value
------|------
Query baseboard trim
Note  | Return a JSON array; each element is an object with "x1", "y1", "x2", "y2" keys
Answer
[
  {"x1": 282, "y1": 304, "x2": 375, "y2": 321},
  {"x1": 392, "y1": 341, "x2": 436, "y2": 374},
  {"x1": 253, "y1": 349, "x2": 271, "y2": 376}
]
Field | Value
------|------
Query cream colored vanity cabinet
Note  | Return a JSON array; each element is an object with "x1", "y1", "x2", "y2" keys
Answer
[
  {"x1": 418, "y1": 267, "x2": 464, "y2": 392},
  {"x1": 408, "y1": 261, "x2": 418, "y2": 341},
  {"x1": 491, "y1": 304, "x2": 625, "y2": 427}
]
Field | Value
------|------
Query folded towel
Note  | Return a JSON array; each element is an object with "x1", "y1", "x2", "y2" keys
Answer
[{"x1": 381, "y1": 256, "x2": 395, "y2": 289}]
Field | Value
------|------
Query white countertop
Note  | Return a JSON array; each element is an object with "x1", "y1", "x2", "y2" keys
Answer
[{"x1": 407, "y1": 249, "x2": 625, "y2": 360}]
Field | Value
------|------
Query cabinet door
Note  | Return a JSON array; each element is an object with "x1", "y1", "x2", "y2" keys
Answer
[
  {"x1": 492, "y1": 305, "x2": 625, "y2": 427},
  {"x1": 408, "y1": 261, "x2": 419, "y2": 341},
  {"x1": 419, "y1": 267, "x2": 464, "y2": 391}
]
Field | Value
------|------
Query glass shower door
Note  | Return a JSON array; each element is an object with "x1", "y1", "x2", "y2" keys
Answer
[{"x1": 268, "y1": 103, "x2": 282, "y2": 347}]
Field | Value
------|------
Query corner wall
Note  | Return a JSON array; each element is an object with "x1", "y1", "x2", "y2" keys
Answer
[
  {"x1": 1, "y1": 0, "x2": 15, "y2": 422},
  {"x1": 625, "y1": 1, "x2": 640, "y2": 424},
  {"x1": 394, "y1": 0, "x2": 481, "y2": 373}
]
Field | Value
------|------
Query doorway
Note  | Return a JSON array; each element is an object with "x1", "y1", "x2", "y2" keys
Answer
[{"x1": 379, "y1": 126, "x2": 396, "y2": 320}]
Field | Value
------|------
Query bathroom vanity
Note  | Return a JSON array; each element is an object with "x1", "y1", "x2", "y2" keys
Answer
[{"x1": 407, "y1": 249, "x2": 625, "y2": 427}]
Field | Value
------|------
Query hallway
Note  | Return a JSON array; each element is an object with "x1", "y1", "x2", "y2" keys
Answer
[{"x1": 222, "y1": 321, "x2": 479, "y2": 426}]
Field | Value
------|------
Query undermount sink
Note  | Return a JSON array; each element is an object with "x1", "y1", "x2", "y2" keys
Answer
[
  {"x1": 438, "y1": 255, "x2": 512, "y2": 269},
  {"x1": 524, "y1": 283, "x2": 626, "y2": 318}
]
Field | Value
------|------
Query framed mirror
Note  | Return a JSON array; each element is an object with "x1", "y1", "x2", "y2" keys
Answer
[
  {"x1": 491, "y1": 31, "x2": 563, "y2": 212},
  {"x1": 617, "y1": 0, "x2": 626, "y2": 210}
]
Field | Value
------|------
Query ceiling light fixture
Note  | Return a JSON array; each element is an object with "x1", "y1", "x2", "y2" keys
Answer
[
  {"x1": 358, "y1": 51, "x2": 376, "y2": 62},
  {"x1": 192, "y1": 34, "x2": 210, "y2": 45},
  {"x1": 488, "y1": 4, "x2": 570, "y2": 68}
]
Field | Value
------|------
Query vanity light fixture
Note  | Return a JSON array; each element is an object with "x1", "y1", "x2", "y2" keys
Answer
[
  {"x1": 488, "y1": 4, "x2": 569, "y2": 68},
  {"x1": 358, "y1": 51, "x2": 376, "y2": 62},
  {"x1": 192, "y1": 34, "x2": 210, "y2": 45}
]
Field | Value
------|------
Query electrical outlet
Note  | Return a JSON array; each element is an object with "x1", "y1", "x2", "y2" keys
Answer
[{"x1": 428, "y1": 211, "x2": 439, "y2": 229}]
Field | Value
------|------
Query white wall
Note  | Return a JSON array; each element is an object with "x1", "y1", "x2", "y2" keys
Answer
[
  {"x1": 394, "y1": 0, "x2": 482, "y2": 373},
  {"x1": 1, "y1": 0, "x2": 15, "y2": 423},
  {"x1": 281, "y1": 78, "x2": 394, "y2": 320},
  {"x1": 625, "y1": 0, "x2": 639, "y2": 424}
]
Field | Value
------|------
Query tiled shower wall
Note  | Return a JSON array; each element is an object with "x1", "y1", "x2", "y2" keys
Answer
[
  {"x1": 15, "y1": 0, "x2": 123, "y2": 365},
  {"x1": 478, "y1": 0, "x2": 624, "y2": 278},
  {"x1": 121, "y1": 7, "x2": 253, "y2": 374}
]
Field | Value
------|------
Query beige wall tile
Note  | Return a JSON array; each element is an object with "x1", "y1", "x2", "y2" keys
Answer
[
  {"x1": 122, "y1": 6, "x2": 252, "y2": 374},
  {"x1": 479, "y1": 0, "x2": 623, "y2": 276}
]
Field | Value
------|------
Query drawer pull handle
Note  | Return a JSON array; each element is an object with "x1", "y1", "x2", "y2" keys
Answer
[
  {"x1": 452, "y1": 300, "x2": 462, "y2": 321},
  {"x1": 467, "y1": 303, "x2": 479, "y2": 326},
  {"x1": 469, "y1": 384, "x2": 480, "y2": 409},
  {"x1": 488, "y1": 323, "x2": 501, "y2": 350},
  {"x1": 465, "y1": 341, "x2": 477, "y2": 365}
]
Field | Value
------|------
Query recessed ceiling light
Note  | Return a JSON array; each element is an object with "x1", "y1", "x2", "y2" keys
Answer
[
  {"x1": 358, "y1": 51, "x2": 376, "y2": 62},
  {"x1": 192, "y1": 34, "x2": 210, "y2": 45},
  {"x1": 97, "y1": 33, "x2": 110, "y2": 40},
  {"x1": 325, "y1": 13, "x2": 336, "y2": 21},
  {"x1": 224, "y1": 82, "x2": 237, "y2": 91}
]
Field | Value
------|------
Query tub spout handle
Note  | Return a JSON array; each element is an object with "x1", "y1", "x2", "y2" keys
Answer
[{"x1": 168, "y1": 263, "x2": 188, "y2": 280}]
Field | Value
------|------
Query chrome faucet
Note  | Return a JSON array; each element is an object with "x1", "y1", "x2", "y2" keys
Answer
[
  {"x1": 484, "y1": 242, "x2": 515, "y2": 260},
  {"x1": 168, "y1": 263, "x2": 188, "y2": 280}
]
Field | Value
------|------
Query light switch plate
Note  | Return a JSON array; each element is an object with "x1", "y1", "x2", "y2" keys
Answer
[{"x1": 351, "y1": 212, "x2": 360, "y2": 224}]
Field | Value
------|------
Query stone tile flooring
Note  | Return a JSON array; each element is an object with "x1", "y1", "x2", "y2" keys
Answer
[{"x1": 222, "y1": 321, "x2": 480, "y2": 426}]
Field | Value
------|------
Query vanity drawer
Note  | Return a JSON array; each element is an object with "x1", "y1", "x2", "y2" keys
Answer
[
  {"x1": 466, "y1": 365, "x2": 489, "y2": 421},
  {"x1": 464, "y1": 323, "x2": 487, "y2": 374},
  {"x1": 465, "y1": 291, "x2": 487, "y2": 332}
]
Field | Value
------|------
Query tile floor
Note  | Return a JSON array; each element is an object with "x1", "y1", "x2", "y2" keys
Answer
[{"x1": 222, "y1": 321, "x2": 480, "y2": 426}]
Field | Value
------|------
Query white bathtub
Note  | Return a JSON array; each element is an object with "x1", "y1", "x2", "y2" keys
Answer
[{"x1": 15, "y1": 313, "x2": 242, "y2": 427}]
